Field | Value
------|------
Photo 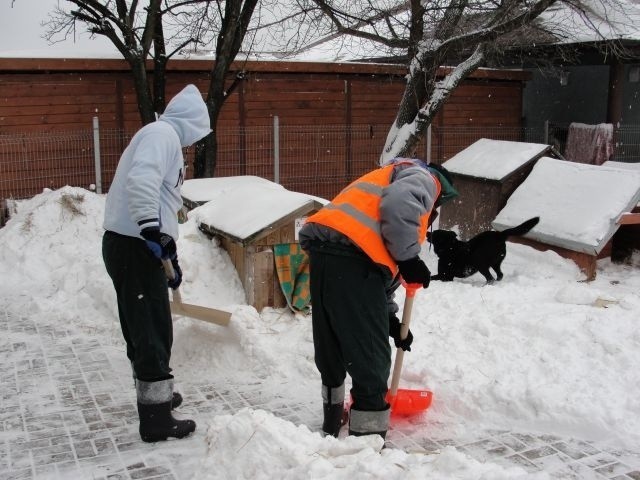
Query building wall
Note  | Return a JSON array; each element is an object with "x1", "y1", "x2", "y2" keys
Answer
[
  {"x1": 0, "y1": 60, "x2": 527, "y2": 133},
  {"x1": 522, "y1": 65, "x2": 610, "y2": 131},
  {"x1": 623, "y1": 64, "x2": 640, "y2": 124},
  {"x1": 522, "y1": 64, "x2": 640, "y2": 130}
]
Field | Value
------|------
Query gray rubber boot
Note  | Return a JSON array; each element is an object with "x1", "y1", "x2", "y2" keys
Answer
[
  {"x1": 322, "y1": 383, "x2": 346, "y2": 437},
  {"x1": 348, "y1": 404, "x2": 390, "y2": 439},
  {"x1": 136, "y1": 379, "x2": 195, "y2": 443},
  {"x1": 132, "y1": 363, "x2": 182, "y2": 409}
]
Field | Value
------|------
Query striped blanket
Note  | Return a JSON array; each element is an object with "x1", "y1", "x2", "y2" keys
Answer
[{"x1": 273, "y1": 243, "x2": 311, "y2": 313}]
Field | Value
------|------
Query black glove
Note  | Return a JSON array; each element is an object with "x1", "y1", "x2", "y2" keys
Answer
[
  {"x1": 140, "y1": 227, "x2": 177, "y2": 260},
  {"x1": 397, "y1": 256, "x2": 431, "y2": 288},
  {"x1": 167, "y1": 257, "x2": 182, "y2": 290},
  {"x1": 388, "y1": 314, "x2": 413, "y2": 351}
]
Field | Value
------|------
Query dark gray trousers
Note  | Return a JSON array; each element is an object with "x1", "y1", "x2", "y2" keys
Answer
[
  {"x1": 309, "y1": 245, "x2": 391, "y2": 411},
  {"x1": 102, "y1": 231, "x2": 173, "y2": 381}
]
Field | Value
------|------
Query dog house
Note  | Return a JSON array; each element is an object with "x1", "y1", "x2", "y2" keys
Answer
[
  {"x1": 601, "y1": 161, "x2": 640, "y2": 263},
  {"x1": 492, "y1": 157, "x2": 640, "y2": 280},
  {"x1": 181, "y1": 176, "x2": 325, "y2": 311},
  {"x1": 439, "y1": 139, "x2": 562, "y2": 238}
]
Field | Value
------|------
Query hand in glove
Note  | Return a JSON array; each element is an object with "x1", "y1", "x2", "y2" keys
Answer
[
  {"x1": 167, "y1": 257, "x2": 182, "y2": 290},
  {"x1": 397, "y1": 256, "x2": 431, "y2": 288},
  {"x1": 140, "y1": 226, "x2": 177, "y2": 260},
  {"x1": 388, "y1": 314, "x2": 413, "y2": 351}
]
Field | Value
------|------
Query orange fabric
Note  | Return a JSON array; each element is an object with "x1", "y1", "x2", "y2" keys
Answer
[{"x1": 306, "y1": 164, "x2": 439, "y2": 274}]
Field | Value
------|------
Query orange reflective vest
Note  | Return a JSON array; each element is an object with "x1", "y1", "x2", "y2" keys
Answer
[{"x1": 306, "y1": 163, "x2": 440, "y2": 274}]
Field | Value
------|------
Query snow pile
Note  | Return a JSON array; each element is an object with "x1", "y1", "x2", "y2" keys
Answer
[{"x1": 1, "y1": 186, "x2": 639, "y2": 479}]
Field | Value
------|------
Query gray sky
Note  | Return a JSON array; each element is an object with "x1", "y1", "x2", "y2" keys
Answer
[{"x1": 1, "y1": 0, "x2": 118, "y2": 58}]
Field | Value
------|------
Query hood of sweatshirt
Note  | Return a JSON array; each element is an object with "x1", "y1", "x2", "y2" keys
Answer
[{"x1": 158, "y1": 84, "x2": 212, "y2": 147}]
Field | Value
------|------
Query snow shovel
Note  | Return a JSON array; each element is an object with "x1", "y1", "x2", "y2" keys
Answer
[
  {"x1": 162, "y1": 259, "x2": 232, "y2": 327},
  {"x1": 385, "y1": 283, "x2": 433, "y2": 416}
]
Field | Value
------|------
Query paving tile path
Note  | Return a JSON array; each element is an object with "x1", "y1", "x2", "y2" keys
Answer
[{"x1": 1, "y1": 306, "x2": 639, "y2": 480}]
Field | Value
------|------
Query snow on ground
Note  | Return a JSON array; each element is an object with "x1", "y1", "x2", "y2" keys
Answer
[{"x1": 1, "y1": 186, "x2": 639, "y2": 479}]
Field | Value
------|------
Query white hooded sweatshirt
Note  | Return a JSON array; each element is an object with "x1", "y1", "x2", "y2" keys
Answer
[{"x1": 103, "y1": 84, "x2": 211, "y2": 241}]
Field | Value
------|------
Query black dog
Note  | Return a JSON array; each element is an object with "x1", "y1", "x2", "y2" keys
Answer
[{"x1": 426, "y1": 217, "x2": 540, "y2": 284}]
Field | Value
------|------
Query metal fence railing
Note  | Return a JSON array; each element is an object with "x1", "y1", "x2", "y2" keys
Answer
[{"x1": 1, "y1": 120, "x2": 638, "y2": 208}]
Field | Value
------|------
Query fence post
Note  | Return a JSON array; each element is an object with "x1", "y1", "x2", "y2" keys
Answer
[
  {"x1": 544, "y1": 120, "x2": 549, "y2": 145},
  {"x1": 93, "y1": 116, "x2": 102, "y2": 194},
  {"x1": 426, "y1": 124, "x2": 432, "y2": 163},
  {"x1": 273, "y1": 115, "x2": 280, "y2": 184}
]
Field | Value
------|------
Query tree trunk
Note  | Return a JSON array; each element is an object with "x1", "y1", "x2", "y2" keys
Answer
[
  {"x1": 193, "y1": 58, "x2": 230, "y2": 178},
  {"x1": 382, "y1": 47, "x2": 486, "y2": 162},
  {"x1": 129, "y1": 58, "x2": 155, "y2": 125},
  {"x1": 152, "y1": 9, "x2": 167, "y2": 114},
  {"x1": 193, "y1": 132, "x2": 217, "y2": 179}
]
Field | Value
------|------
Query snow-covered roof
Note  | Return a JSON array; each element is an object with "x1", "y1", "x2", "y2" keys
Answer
[
  {"x1": 181, "y1": 176, "x2": 283, "y2": 204},
  {"x1": 182, "y1": 176, "x2": 326, "y2": 244},
  {"x1": 442, "y1": 139, "x2": 553, "y2": 182},
  {"x1": 537, "y1": 0, "x2": 640, "y2": 45},
  {"x1": 493, "y1": 157, "x2": 640, "y2": 255},
  {"x1": 602, "y1": 161, "x2": 640, "y2": 207},
  {"x1": 602, "y1": 160, "x2": 640, "y2": 171}
]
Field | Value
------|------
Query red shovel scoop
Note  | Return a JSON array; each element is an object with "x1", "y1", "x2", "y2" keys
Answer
[{"x1": 385, "y1": 283, "x2": 433, "y2": 416}]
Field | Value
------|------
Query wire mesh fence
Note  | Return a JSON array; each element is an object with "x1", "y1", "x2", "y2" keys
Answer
[
  {"x1": 1, "y1": 122, "x2": 638, "y2": 206},
  {"x1": 547, "y1": 122, "x2": 640, "y2": 163},
  {"x1": 0, "y1": 130, "x2": 97, "y2": 201},
  {"x1": 429, "y1": 126, "x2": 546, "y2": 160},
  {"x1": 615, "y1": 125, "x2": 640, "y2": 161}
]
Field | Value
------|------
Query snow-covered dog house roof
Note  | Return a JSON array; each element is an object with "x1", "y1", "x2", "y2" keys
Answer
[
  {"x1": 180, "y1": 176, "x2": 327, "y2": 311},
  {"x1": 181, "y1": 176, "x2": 326, "y2": 246},
  {"x1": 493, "y1": 157, "x2": 640, "y2": 278},
  {"x1": 443, "y1": 138, "x2": 559, "y2": 182},
  {"x1": 602, "y1": 161, "x2": 640, "y2": 211},
  {"x1": 438, "y1": 138, "x2": 561, "y2": 238}
]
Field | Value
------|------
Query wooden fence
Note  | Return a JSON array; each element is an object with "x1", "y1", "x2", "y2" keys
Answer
[{"x1": 0, "y1": 58, "x2": 529, "y2": 200}]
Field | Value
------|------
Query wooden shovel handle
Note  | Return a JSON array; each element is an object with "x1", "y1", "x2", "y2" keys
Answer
[
  {"x1": 161, "y1": 259, "x2": 183, "y2": 304},
  {"x1": 160, "y1": 259, "x2": 233, "y2": 327},
  {"x1": 389, "y1": 283, "x2": 420, "y2": 396}
]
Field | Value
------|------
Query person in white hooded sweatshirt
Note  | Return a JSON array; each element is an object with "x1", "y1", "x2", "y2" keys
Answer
[{"x1": 102, "y1": 84, "x2": 211, "y2": 443}]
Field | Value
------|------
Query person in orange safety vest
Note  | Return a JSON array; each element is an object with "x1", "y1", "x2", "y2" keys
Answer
[{"x1": 299, "y1": 158, "x2": 458, "y2": 440}]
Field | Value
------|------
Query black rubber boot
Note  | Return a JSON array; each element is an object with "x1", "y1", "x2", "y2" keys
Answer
[
  {"x1": 322, "y1": 384, "x2": 345, "y2": 437},
  {"x1": 171, "y1": 391, "x2": 183, "y2": 410},
  {"x1": 323, "y1": 403, "x2": 345, "y2": 437},
  {"x1": 348, "y1": 404, "x2": 390, "y2": 440},
  {"x1": 137, "y1": 401, "x2": 196, "y2": 443},
  {"x1": 136, "y1": 379, "x2": 195, "y2": 443}
]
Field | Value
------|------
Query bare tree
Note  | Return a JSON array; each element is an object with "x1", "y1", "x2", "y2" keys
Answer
[
  {"x1": 44, "y1": 0, "x2": 260, "y2": 177},
  {"x1": 167, "y1": 1, "x2": 260, "y2": 177},
  {"x1": 44, "y1": 0, "x2": 197, "y2": 124},
  {"x1": 291, "y1": 0, "x2": 637, "y2": 162}
]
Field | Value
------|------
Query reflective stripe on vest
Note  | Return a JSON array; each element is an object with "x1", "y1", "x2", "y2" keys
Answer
[{"x1": 306, "y1": 165, "x2": 439, "y2": 273}]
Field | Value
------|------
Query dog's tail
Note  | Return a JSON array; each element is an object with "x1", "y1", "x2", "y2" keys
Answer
[{"x1": 498, "y1": 217, "x2": 540, "y2": 239}]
